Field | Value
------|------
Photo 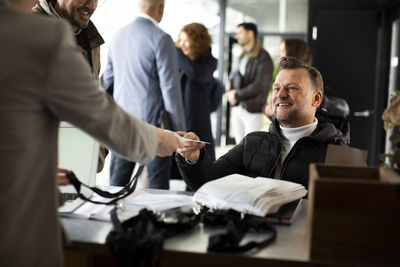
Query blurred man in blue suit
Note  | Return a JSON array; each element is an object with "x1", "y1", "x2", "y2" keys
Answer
[{"x1": 102, "y1": 0, "x2": 186, "y2": 188}]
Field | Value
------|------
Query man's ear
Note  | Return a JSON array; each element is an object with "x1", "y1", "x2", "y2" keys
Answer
[
  {"x1": 312, "y1": 90, "x2": 323, "y2": 107},
  {"x1": 159, "y1": 3, "x2": 164, "y2": 15}
]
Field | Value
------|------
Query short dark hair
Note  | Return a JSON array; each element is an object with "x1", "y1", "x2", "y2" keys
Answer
[
  {"x1": 237, "y1": 22, "x2": 258, "y2": 38},
  {"x1": 279, "y1": 57, "x2": 324, "y2": 93}
]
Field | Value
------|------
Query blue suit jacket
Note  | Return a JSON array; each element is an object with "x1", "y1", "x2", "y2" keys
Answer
[{"x1": 102, "y1": 16, "x2": 186, "y2": 131}]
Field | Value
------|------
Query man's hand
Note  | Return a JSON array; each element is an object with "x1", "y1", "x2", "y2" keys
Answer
[
  {"x1": 226, "y1": 89, "x2": 238, "y2": 106},
  {"x1": 156, "y1": 128, "x2": 184, "y2": 157},
  {"x1": 58, "y1": 168, "x2": 70, "y2": 185},
  {"x1": 176, "y1": 131, "x2": 205, "y2": 163}
]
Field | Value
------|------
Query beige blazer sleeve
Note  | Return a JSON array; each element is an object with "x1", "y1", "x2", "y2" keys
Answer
[{"x1": 45, "y1": 22, "x2": 157, "y2": 164}]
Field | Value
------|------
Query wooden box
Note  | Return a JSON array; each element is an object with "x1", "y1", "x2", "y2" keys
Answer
[{"x1": 308, "y1": 164, "x2": 400, "y2": 266}]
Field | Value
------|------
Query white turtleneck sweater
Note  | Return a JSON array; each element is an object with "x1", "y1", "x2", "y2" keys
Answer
[{"x1": 273, "y1": 118, "x2": 318, "y2": 178}]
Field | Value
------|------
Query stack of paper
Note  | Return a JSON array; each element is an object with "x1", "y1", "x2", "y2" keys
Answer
[
  {"x1": 123, "y1": 189, "x2": 198, "y2": 212},
  {"x1": 193, "y1": 174, "x2": 307, "y2": 217},
  {"x1": 65, "y1": 189, "x2": 199, "y2": 222}
]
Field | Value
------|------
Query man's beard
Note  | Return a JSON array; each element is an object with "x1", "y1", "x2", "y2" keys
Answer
[
  {"x1": 60, "y1": 5, "x2": 92, "y2": 29},
  {"x1": 274, "y1": 107, "x2": 302, "y2": 125}
]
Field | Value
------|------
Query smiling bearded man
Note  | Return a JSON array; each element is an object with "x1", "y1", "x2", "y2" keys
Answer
[
  {"x1": 56, "y1": 0, "x2": 94, "y2": 29},
  {"x1": 33, "y1": 0, "x2": 104, "y2": 80},
  {"x1": 175, "y1": 56, "x2": 350, "y2": 190},
  {"x1": 272, "y1": 58, "x2": 322, "y2": 128},
  {"x1": 33, "y1": 0, "x2": 109, "y2": 172}
]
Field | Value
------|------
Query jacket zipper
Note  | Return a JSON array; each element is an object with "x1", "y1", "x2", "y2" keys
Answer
[
  {"x1": 267, "y1": 141, "x2": 282, "y2": 177},
  {"x1": 280, "y1": 138, "x2": 307, "y2": 178}
]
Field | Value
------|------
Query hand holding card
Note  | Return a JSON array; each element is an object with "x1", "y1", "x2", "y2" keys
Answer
[
  {"x1": 173, "y1": 131, "x2": 206, "y2": 163},
  {"x1": 167, "y1": 130, "x2": 210, "y2": 144}
]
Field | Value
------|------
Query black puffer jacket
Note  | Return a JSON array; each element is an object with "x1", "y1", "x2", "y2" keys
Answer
[{"x1": 176, "y1": 111, "x2": 350, "y2": 190}]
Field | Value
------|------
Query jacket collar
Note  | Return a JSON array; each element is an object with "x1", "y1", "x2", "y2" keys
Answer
[
  {"x1": 269, "y1": 113, "x2": 350, "y2": 145},
  {"x1": 33, "y1": 0, "x2": 104, "y2": 49},
  {"x1": 137, "y1": 12, "x2": 160, "y2": 28},
  {"x1": 240, "y1": 40, "x2": 262, "y2": 59},
  {"x1": 34, "y1": 0, "x2": 60, "y2": 18}
]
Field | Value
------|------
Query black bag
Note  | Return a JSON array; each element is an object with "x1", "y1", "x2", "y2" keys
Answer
[
  {"x1": 106, "y1": 206, "x2": 201, "y2": 267},
  {"x1": 202, "y1": 209, "x2": 277, "y2": 253},
  {"x1": 106, "y1": 209, "x2": 164, "y2": 267},
  {"x1": 158, "y1": 109, "x2": 173, "y2": 130}
]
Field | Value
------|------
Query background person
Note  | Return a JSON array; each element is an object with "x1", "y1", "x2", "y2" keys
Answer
[
  {"x1": 226, "y1": 22, "x2": 273, "y2": 144},
  {"x1": 101, "y1": 0, "x2": 186, "y2": 189},
  {"x1": 175, "y1": 57, "x2": 350, "y2": 191},
  {"x1": 33, "y1": 0, "x2": 108, "y2": 172},
  {"x1": 278, "y1": 38, "x2": 313, "y2": 65},
  {"x1": 176, "y1": 22, "x2": 223, "y2": 161},
  {"x1": 0, "y1": 0, "x2": 193, "y2": 265}
]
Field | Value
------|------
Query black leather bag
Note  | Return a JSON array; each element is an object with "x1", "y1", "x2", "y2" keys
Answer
[
  {"x1": 158, "y1": 109, "x2": 173, "y2": 130},
  {"x1": 202, "y1": 209, "x2": 277, "y2": 253},
  {"x1": 106, "y1": 207, "x2": 201, "y2": 267}
]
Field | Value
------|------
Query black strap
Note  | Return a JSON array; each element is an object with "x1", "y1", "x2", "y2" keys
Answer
[
  {"x1": 36, "y1": 3, "x2": 48, "y2": 16},
  {"x1": 203, "y1": 209, "x2": 277, "y2": 253},
  {"x1": 65, "y1": 165, "x2": 144, "y2": 205},
  {"x1": 109, "y1": 206, "x2": 124, "y2": 232}
]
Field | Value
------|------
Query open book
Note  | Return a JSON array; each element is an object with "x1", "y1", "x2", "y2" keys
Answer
[{"x1": 193, "y1": 174, "x2": 307, "y2": 217}]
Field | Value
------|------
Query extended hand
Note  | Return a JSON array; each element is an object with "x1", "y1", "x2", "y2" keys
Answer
[
  {"x1": 226, "y1": 89, "x2": 238, "y2": 106},
  {"x1": 156, "y1": 128, "x2": 184, "y2": 157},
  {"x1": 58, "y1": 168, "x2": 70, "y2": 185},
  {"x1": 176, "y1": 131, "x2": 205, "y2": 163}
]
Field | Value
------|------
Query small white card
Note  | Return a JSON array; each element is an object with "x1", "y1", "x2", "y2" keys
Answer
[{"x1": 167, "y1": 130, "x2": 210, "y2": 144}]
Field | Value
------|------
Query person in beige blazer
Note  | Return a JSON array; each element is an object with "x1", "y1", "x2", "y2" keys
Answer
[{"x1": 0, "y1": 0, "x2": 194, "y2": 266}]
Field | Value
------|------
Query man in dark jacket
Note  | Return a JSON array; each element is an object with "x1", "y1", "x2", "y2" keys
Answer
[
  {"x1": 176, "y1": 57, "x2": 350, "y2": 190},
  {"x1": 226, "y1": 22, "x2": 273, "y2": 144}
]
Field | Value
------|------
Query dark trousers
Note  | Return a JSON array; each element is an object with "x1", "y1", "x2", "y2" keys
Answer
[
  {"x1": 110, "y1": 153, "x2": 135, "y2": 186},
  {"x1": 110, "y1": 153, "x2": 171, "y2": 189}
]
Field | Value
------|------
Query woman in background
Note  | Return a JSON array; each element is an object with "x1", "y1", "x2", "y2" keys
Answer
[
  {"x1": 278, "y1": 38, "x2": 313, "y2": 65},
  {"x1": 176, "y1": 23, "x2": 222, "y2": 161}
]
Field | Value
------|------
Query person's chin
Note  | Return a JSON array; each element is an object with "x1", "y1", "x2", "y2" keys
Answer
[
  {"x1": 275, "y1": 111, "x2": 294, "y2": 122},
  {"x1": 76, "y1": 17, "x2": 90, "y2": 29},
  {"x1": 275, "y1": 110, "x2": 290, "y2": 119}
]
